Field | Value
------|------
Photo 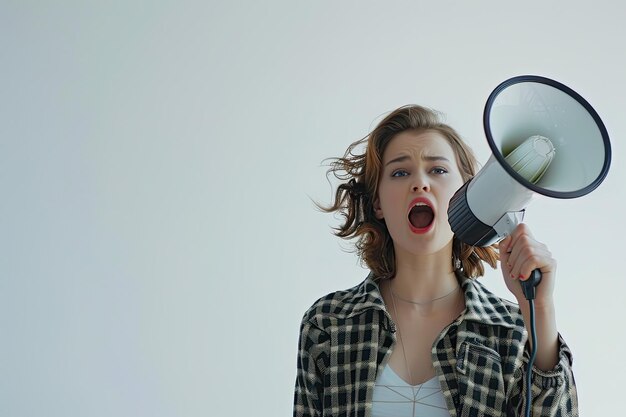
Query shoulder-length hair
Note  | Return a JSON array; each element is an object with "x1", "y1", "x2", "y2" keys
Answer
[{"x1": 319, "y1": 105, "x2": 498, "y2": 279}]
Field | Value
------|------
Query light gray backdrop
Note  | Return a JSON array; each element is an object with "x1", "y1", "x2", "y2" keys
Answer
[{"x1": 2, "y1": 1, "x2": 624, "y2": 416}]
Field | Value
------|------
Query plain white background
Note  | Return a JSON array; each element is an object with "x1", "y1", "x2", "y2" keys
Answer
[{"x1": 2, "y1": 1, "x2": 625, "y2": 416}]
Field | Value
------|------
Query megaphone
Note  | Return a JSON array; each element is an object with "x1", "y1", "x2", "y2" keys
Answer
[
  {"x1": 448, "y1": 75, "x2": 611, "y2": 252},
  {"x1": 448, "y1": 75, "x2": 611, "y2": 417}
]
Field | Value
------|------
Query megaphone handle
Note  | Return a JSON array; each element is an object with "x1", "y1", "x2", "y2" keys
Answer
[
  {"x1": 520, "y1": 269, "x2": 542, "y2": 300},
  {"x1": 521, "y1": 270, "x2": 541, "y2": 417}
]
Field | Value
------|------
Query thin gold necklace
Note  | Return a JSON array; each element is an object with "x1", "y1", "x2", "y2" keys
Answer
[
  {"x1": 387, "y1": 280, "x2": 460, "y2": 385},
  {"x1": 388, "y1": 281, "x2": 451, "y2": 415},
  {"x1": 389, "y1": 282, "x2": 416, "y2": 386},
  {"x1": 390, "y1": 283, "x2": 459, "y2": 306}
]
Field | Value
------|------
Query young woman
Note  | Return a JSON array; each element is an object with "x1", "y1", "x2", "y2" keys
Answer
[{"x1": 293, "y1": 105, "x2": 578, "y2": 417}]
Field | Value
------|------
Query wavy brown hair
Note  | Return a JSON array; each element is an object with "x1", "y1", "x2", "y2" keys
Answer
[{"x1": 319, "y1": 105, "x2": 498, "y2": 279}]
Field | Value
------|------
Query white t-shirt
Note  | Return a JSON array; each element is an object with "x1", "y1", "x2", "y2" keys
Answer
[{"x1": 371, "y1": 364, "x2": 449, "y2": 417}]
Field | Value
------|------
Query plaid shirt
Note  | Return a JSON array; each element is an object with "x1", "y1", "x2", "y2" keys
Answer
[{"x1": 293, "y1": 272, "x2": 578, "y2": 417}]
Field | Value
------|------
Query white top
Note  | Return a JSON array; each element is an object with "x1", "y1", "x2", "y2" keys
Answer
[{"x1": 371, "y1": 364, "x2": 449, "y2": 417}]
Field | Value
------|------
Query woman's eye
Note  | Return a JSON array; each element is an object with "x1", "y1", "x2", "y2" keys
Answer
[
  {"x1": 431, "y1": 167, "x2": 448, "y2": 175},
  {"x1": 392, "y1": 170, "x2": 409, "y2": 177}
]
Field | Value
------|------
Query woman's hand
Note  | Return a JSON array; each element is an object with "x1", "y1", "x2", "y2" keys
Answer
[{"x1": 498, "y1": 223, "x2": 556, "y2": 309}]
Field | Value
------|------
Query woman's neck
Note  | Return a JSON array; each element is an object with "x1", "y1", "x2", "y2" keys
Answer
[{"x1": 389, "y1": 243, "x2": 460, "y2": 308}]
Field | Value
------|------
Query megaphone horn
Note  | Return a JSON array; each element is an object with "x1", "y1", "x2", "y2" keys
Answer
[{"x1": 449, "y1": 75, "x2": 612, "y2": 248}]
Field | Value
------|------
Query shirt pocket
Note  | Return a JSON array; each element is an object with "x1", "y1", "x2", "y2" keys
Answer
[{"x1": 456, "y1": 341, "x2": 507, "y2": 415}]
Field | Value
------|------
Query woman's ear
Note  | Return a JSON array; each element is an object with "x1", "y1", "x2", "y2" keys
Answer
[{"x1": 373, "y1": 196, "x2": 384, "y2": 219}]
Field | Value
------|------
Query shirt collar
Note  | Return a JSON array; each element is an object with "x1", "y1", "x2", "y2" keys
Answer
[
  {"x1": 343, "y1": 272, "x2": 387, "y2": 317},
  {"x1": 456, "y1": 272, "x2": 517, "y2": 329},
  {"x1": 346, "y1": 271, "x2": 516, "y2": 329}
]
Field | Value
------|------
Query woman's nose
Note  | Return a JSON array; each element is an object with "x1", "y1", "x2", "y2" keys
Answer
[{"x1": 412, "y1": 180, "x2": 430, "y2": 192}]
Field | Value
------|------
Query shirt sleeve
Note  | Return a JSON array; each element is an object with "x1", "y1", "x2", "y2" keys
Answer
[
  {"x1": 509, "y1": 333, "x2": 578, "y2": 417},
  {"x1": 293, "y1": 315, "x2": 329, "y2": 417}
]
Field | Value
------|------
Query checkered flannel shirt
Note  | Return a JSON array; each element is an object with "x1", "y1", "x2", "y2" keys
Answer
[{"x1": 293, "y1": 272, "x2": 578, "y2": 417}]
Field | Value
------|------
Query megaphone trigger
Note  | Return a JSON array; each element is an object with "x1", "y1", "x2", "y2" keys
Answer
[{"x1": 492, "y1": 211, "x2": 525, "y2": 241}]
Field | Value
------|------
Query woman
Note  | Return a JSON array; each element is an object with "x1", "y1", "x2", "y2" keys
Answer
[{"x1": 293, "y1": 105, "x2": 578, "y2": 417}]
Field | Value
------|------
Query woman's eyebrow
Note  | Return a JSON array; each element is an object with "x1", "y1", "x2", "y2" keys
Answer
[
  {"x1": 422, "y1": 155, "x2": 450, "y2": 162},
  {"x1": 385, "y1": 154, "x2": 450, "y2": 166},
  {"x1": 385, "y1": 155, "x2": 411, "y2": 166},
  {"x1": 385, "y1": 155, "x2": 450, "y2": 166}
]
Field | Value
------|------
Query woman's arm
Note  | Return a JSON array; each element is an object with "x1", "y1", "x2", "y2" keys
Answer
[
  {"x1": 500, "y1": 223, "x2": 578, "y2": 415},
  {"x1": 499, "y1": 223, "x2": 559, "y2": 370},
  {"x1": 508, "y1": 334, "x2": 578, "y2": 416},
  {"x1": 293, "y1": 317, "x2": 328, "y2": 417}
]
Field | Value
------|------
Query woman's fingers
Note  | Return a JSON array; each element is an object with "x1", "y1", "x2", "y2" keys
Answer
[{"x1": 502, "y1": 225, "x2": 554, "y2": 281}]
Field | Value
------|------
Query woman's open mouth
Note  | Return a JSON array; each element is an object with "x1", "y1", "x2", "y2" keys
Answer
[{"x1": 408, "y1": 198, "x2": 435, "y2": 233}]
